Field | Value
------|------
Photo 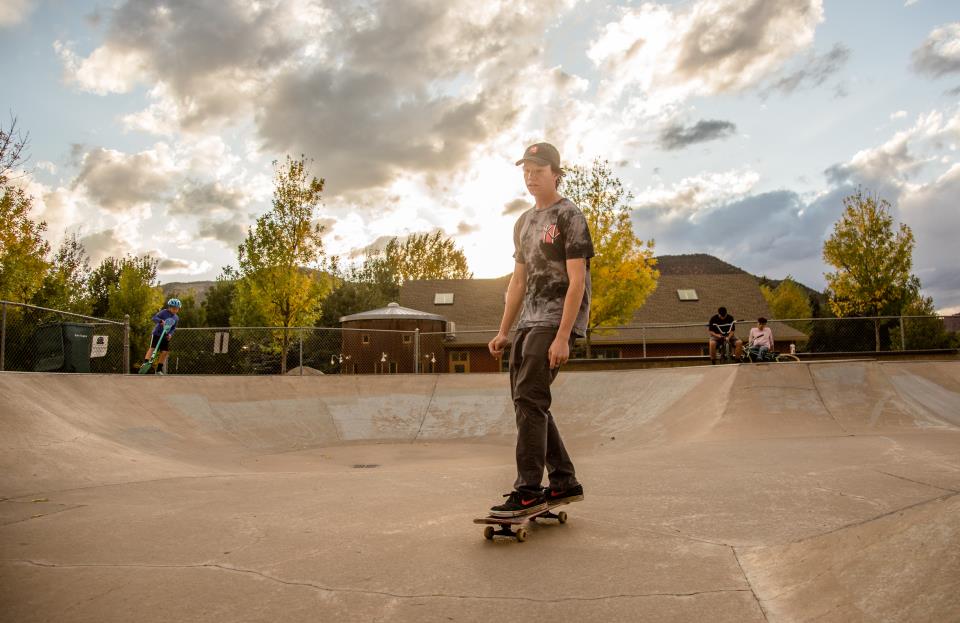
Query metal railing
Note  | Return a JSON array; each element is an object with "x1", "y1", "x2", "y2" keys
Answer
[{"x1": 0, "y1": 303, "x2": 955, "y2": 375}]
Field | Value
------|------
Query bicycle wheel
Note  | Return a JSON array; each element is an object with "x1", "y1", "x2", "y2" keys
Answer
[{"x1": 775, "y1": 354, "x2": 800, "y2": 362}]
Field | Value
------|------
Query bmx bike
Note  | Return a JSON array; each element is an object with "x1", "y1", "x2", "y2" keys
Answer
[
  {"x1": 710, "y1": 322, "x2": 741, "y2": 363},
  {"x1": 742, "y1": 344, "x2": 800, "y2": 363}
]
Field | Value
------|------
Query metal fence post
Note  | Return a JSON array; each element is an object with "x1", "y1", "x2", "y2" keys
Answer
[
  {"x1": 1, "y1": 302, "x2": 6, "y2": 372},
  {"x1": 900, "y1": 315, "x2": 907, "y2": 351},
  {"x1": 414, "y1": 328, "x2": 420, "y2": 374},
  {"x1": 299, "y1": 330, "x2": 304, "y2": 376},
  {"x1": 642, "y1": 325, "x2": 647, "y2": 358},
  {"x1": 123, "y1": 314, "x2": 130, "y2": 374}
]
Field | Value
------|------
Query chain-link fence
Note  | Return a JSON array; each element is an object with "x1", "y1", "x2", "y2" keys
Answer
[
  {"x1": 1, "y1": 302, "x2": 955, "y2": 375},
  {"x1": 167, "y1": 326, "x2": 419, "y2": 375},
  {"x1": 0, "y1": 301, "x2": 129, "y2": 373}
]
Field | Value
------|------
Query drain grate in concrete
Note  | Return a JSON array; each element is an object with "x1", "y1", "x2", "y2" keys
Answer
[{"x1": 352, "y1": 464, "x2": 380, "y2": 469}]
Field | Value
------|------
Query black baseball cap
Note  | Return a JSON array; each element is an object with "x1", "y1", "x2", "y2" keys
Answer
[{"x1": 516, "y1": 142, "x2": 561, "y2": 169}]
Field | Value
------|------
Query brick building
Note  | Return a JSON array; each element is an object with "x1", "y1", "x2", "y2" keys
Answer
[{"x1": 340, "y1": 302, "x2": 445, "y2": 373}]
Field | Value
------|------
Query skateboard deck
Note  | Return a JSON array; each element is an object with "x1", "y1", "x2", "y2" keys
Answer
[
  {"x1": 139, "y1": 318, "x2": 176, "y2": 375},
  {"x1": 473, "y1": 500, "x2": 573, "y2": 542}
]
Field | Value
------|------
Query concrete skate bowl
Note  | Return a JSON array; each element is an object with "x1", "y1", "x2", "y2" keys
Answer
[{"x1": 1, "y1": 361, "x2": 958, "y2": 622}]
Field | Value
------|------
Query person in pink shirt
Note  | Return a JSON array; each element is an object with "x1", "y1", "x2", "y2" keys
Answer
[{"x1": 747, "y1": 317, "x2": 775, "y2": 360}]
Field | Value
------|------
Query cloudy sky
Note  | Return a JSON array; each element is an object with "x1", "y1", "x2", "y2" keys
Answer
[{"x1": 2, "y1": 0, "x2": 959, "y2": 312}]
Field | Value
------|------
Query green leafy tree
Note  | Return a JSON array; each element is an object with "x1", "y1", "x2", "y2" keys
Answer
[
  {"x1": 366, "y1": 231, "x2": 472, "y2": 301},
  {"x1": 32, "y1": 233, "x2": 92, "y2": 314},
  {"x1": 0, "y1": 182, "x2": 50, "y2": 304},
  {"x1": 900, "y1": 294, "x2": 954, "y2": 350},
  {"x1": 233, "y1": 155, "x2": 331, "y2": 373},
  {"x1": 759, "y1": 276, "x2": 812, "y2": 334},
  {"x1": 202, "y1": 273, "x2": 236, "y2": 327},
  {"x1": 319, "y1": 273, "x2": 390, "y2": 327},
  {"x1": 561, "y1": 159, "x2": 658, "y2": 354},
  {"x1": 106, "y1": 256, "x2": 165, "y2": 361},
  {"x1": 0, "y1": 115, "x2": 49, "y2": 305},
  {"x1": 823, "y1": 189, "x2": 917, "y2": 351}
]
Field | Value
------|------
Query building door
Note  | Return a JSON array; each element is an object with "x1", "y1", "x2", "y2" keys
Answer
[{"x1": 449, "y1": 351, "x2": 470, "y2": 373}]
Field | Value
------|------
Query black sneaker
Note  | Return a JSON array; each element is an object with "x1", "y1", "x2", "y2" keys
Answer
[
  {"x1": 544, "y1": 483, "x2": 584, "y2": 505},
  {"x1": 489, "y1": 490, "x2": 547, "y2": 518}
]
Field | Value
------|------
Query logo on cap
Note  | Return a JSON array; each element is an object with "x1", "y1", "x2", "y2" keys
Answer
[{"x1": 530, "y1": 146, "x2": 539, "y2": 154}]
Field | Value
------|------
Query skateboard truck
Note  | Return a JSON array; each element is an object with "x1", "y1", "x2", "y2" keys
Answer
[{"x1": 474, "y1": 504, "x2": 570, "y2": 542}]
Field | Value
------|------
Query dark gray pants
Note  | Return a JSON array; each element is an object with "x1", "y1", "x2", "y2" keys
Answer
[{"x1": 510, "y1": 327, "x2": 579, "y2": 494}]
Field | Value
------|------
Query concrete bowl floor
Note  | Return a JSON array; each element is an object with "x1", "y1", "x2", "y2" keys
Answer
[{"x1": 1, "y1": 361, "x2": 959, "y2": 622}]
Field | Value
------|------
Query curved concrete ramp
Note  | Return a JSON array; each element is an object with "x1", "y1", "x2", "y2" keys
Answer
[{"x1": 1, "y1": 361, "x2": 959, "y2": 622}]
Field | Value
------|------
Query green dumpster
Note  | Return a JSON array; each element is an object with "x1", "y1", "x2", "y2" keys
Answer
[{"x1": 33, "y1": 323, "x2": 94, "y2": 373}]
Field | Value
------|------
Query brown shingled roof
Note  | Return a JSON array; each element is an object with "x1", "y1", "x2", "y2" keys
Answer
[{"x1": 399, "y1": 275, "x2": 510, "y2": 332}]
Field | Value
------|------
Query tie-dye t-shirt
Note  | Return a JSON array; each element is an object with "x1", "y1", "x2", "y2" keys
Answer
[{"x1": 513, "y1": 198, "x2": 595, "y2": 336}]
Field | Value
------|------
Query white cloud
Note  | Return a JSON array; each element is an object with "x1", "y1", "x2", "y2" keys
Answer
[
  {"x1": 54, "y1": 40, "x2": 147, "y2": 95},
  {"x1": 157, "y1": 257, "x2": 212, "y2": 276},
  {"x1": 912, "y1": 22, "x2": 960, "y2": 77},
  {"x1": 71, "y1": 144, "x2": 176, "y2": 211},
  {"x1": 589, "y1": 0, "x2": 824, "y2": 108},
  {"x1": 633, "y1": 168, "x2": 761, "y2": 219},
  {"x1": 0, "y1": 0, "x2": 36, "y2": 27},
  {"x1": 891, "y1": 110, "x2": 908, "y2": 120}
]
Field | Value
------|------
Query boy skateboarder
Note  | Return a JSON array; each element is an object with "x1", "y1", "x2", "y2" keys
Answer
[
  {"x1": 487, "y1": 142, "x2": 594, "y2": 518},
  {"x1": 142, "y1": 298, "x2": 181, "y2": 375}
]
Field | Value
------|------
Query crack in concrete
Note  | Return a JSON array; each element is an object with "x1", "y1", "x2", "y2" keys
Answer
[
  {"x1": 411, "y1": 375, "x2": 441, "y2": 443},
  {"x1": 0, "y1": 504, "x2": 87, "y2": 527},
  {"x1": 732, "y1": 547, "x2": 770, "y2": 623},
  {"x1": 807, "y1": 366, "x2": 849, "y2": 435},
  {"x1": 874, "y1": 469, "x2": 960, "y2": 494},
  {"x1": 789, "y1": 490, "x2": 958, "y2": 544},
  {"x1": 12, "y1": 559, "x2": 748, "y2": 603}
]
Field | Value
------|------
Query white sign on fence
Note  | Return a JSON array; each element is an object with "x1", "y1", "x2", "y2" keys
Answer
[
  {"x1": 90, "y1": 335, "x2": 109, "y2": 358},
  {"x1": 213, "y1": 332, "x2": 230, "y2": 354}
]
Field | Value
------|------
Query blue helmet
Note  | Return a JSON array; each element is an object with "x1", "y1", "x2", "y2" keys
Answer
[{"x1": 166, "y1": 298, "x2": 182, "y2": 308}]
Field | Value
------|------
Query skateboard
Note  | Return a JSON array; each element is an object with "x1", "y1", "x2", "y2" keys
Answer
[
  {"x1": 473, "y1": 501, "x2": 572, "y2": 542},
  {"x1": 138, "y1": 318, "x2": 176, "y2": 375}
]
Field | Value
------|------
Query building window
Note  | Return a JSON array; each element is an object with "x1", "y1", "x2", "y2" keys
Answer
[
  {"x1": 402, "y1": 334, "x2": 412, "y2": 344},
  {"x1": 592, "y1": 347, "x2": 622, "y2": 359},
  {"x1": 449, "y1": 351, "x2": 469, "y2": 373},
  {"x1": 361, "y1": 334, "x2": 370, "y2": 344},
  {"x1": 434, "y1": 293, "x2": 454, "y2": 305},
  {"x1": 677, "y1": 289, "x2": 699, "y2": 301}
]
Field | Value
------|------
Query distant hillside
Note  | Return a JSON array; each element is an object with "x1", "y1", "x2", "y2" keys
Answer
[
  {"x1": 655, "y1": 254, "x2": 748, "y2": 276},
  {"x1": 162, "y1": 281, "x2": 218, "y2": 303},
  {"x1": 161, "y1": 268, "x2": 333, "y2": 304}
]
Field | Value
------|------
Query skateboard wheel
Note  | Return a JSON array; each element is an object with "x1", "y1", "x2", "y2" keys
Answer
[
  {"x1": 557, "y1": 511, "x2": 567, "y2": 524},
  {"x1": 515, "y1": 527, "x2": 527, "y2": 542},
  {"x1": 483, "y1": 526, "x2": 495, "y2": 540}
]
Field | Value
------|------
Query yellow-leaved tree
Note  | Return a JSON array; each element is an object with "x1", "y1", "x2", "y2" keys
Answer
[
  {"x1": 562, "y1": 159, "x2": 658, "y2": 355},
  {"x1": 232, "y1": 155, "x2": 332, "y2": 373},
  {"x1": 759, "y1": 277, "x2": 812, "y2": 333},
  {"x1": 822, "y1": 189, "x2": 917, "y2": 351}
]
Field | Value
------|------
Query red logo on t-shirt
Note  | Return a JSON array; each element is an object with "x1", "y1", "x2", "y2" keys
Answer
[{"x1": 542, "y1": 223, "x2": 559, "y2": 244}]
